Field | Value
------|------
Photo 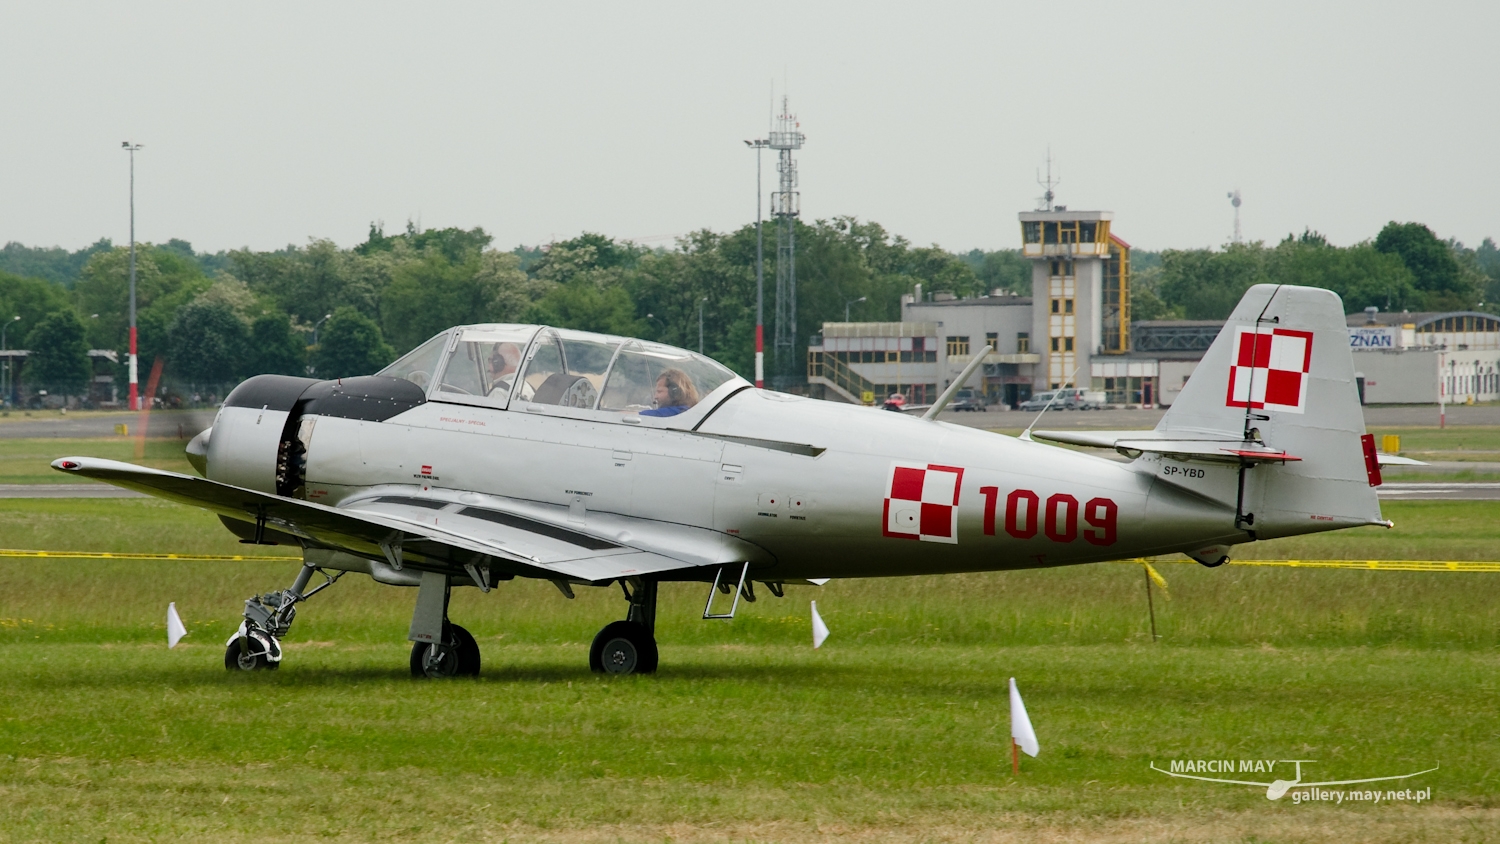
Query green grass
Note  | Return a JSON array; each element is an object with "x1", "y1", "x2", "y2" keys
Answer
[
  {"x1": 1, "y1": 498, "x2": 1499, "y2": 841},
  {"x1": 1368, "y1": 425, "x2": 1500, "y2": 457},
  {"x1": 0, "y1": 437, "x2": 197, "y2": 484}
]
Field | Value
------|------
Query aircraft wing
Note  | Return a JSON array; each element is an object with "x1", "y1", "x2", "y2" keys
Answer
[
  {"x1": 1031, "y1": 430, "x2": 1302, "y2": 464},
  {"x1": 51, "y1": 457, "x2": 755, "y2": 584}
]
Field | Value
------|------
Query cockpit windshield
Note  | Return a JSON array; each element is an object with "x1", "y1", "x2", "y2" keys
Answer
[{"x1": 378, "y1": 331, "x2": 450, "y2": 389}]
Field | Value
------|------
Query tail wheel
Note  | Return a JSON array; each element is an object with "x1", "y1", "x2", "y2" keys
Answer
[
  {"x1": 589, "y1": 621, "x2": 658, "y2": 675},
  {"x1": 410, "y1": 623, "x2": 481, "y2": 678}
]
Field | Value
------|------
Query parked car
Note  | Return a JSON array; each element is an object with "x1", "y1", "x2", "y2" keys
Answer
[
  {"x1": 950, "y1": 388, "x2": 988, "y2": 412},
  {"x1": 1018, "y1": 388, "x2": 1105, "y2": 412}
]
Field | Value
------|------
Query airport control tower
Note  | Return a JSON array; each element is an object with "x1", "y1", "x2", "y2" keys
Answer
[{"x1": 1019, "y1": 208, "x2": 1131, "y2": 392}]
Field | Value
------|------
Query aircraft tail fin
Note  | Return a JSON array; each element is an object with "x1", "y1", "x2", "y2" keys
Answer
[{"x1": 1156, "y1": 284, "x2": 1385, "y2": 538}]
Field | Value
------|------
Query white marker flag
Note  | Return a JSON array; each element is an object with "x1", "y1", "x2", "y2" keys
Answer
[
  {"x1": 167, "y1": 602, "x2": 187, "y2": 648},
  {"x1": 810, "y1": 600, "x2": 830, "y2": 648},
  {"x1": 1010, "y1": 677, "x2": 1039, "y2": 757}
]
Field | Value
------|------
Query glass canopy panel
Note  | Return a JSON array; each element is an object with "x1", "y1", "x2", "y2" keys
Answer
[
  {"x1": 599, "y1": 341, "x2": 736, "y2": 417},
  {"x1": 432, "y1": 325, "x2": 539, "y2": 408},
  {"x1": 515, "y1": 329, "x2": 622, "y2": 409},
  {"x1": 377, "y1": 331, "x2": 450, "y2": 391}
]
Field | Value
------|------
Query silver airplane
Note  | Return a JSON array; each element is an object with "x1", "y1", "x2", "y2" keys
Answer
[{"x1": 54, "y1": 284, "x2": 1403, "y2": 676}]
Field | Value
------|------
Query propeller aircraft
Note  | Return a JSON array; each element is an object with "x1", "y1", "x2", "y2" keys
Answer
[{"x1": 54, "y1": 284, "x2": 1404, "y2": 676}]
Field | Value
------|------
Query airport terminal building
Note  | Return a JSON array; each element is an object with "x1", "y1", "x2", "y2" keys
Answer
[{"x1": 807, "y1": 209, "x2": 1500, "y2": 408}]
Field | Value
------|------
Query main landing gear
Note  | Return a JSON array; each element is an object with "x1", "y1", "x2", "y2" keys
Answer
[
  {"x1": 590, "y1": 578, "x2": 658, "y2": 675},
  {"x1": 225, "y1": 563, "x2": 343, "y2": 671},
  {"x1": 408, "y1": 570, "x2": 480, "y2": 678}
]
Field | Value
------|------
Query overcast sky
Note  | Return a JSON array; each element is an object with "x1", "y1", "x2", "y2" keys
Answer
[{"x1": 2, "y1": 2, "x2": 1497, "y2": 256}]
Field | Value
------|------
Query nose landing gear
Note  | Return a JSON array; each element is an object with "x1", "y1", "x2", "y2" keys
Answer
[{"x1": 225, "y1": 563, "x2": 342, "y2": 672}]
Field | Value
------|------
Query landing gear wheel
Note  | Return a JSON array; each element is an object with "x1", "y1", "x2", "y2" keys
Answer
[
  {"x1": 410, "y1": 623, "x2": 481, "y2": 678},
  {"x1": 224, "y1": 630, "x2": 280, "y2": 671},
  {"x1": 589, "y1": 621, "x2": 658, "y2": 675}
]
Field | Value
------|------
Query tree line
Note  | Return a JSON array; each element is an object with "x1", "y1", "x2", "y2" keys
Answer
[
  {"x1": 1, "y1": 217, "x2": 1496, "y2": 401},
  {"x1": 1132, "y1": 224, "x2": 1500, "y2": 321}
]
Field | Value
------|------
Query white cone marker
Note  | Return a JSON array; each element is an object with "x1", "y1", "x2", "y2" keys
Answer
[
  {"x1": 1010, "y1": 677, "x2": 1039, "y2": 772},
  {"x1": 167, "y1": 602, "x2": 187, "y2": 648},
  {"x1": 810, "y1": 600, "x2": 830, "y2": 648}
]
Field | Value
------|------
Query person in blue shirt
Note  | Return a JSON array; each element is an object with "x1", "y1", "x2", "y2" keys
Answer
[{"x1": 639, "y1": 368, "x2": 700, "y2": 417}]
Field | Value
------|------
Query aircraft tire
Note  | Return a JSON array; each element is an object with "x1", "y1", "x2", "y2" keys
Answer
[
  {"x1": 589, "y1": 621, "x2": 658, "y2": 675},
  {"x1": 410, "y1": 623, "x2": 481, "y2": 678},
  {"x1": 224, "y1": 632, "x2": 278, "y2": 671}
]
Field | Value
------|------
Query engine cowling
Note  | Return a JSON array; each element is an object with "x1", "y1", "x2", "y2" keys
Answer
[
  {"x1": 201, "y1": 374, "x2": 429, "y2": 497},
  {"x1": 205, "y1": 375, "x2": 320, "y2": 494}
]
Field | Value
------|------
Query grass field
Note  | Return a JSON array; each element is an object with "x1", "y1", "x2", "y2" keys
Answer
[
  {"x1": 1, "y1": 496, "x2": 1498, "y2": 842},
  {"x1": 0, "y1": 437, "x2": 195, "y2": 484}
]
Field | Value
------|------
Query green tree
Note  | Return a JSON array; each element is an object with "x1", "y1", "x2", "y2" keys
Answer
[
  {"x1": 356, "y1": 222, "x2": 493, "y2": 263},
  {"x1": 0, "y1": 271, "x2": 74, "y2": 353},
  {"x1": 1271, "y1": 236, "x2": 1417, "y2": 313},
  {"x1": 525, "y1": 281, "x2": 642, "y2": 336},
  {"x1": 247, "y1": 312, "x2": 306, "y2": 376},
  {"x1": 962, "y1": 249, "x2": 1032, "y2": 296},
  {"x1": 1157, "y1": 243, "x2": 1271, "y2": 319},
  {"x1": 230, "y1": 239, "x2": 387, "y2": 325},
  {"x1": 1374, "y1": 222, "x2": 1475, "y2": 310},
  {"x1": 629, "y1": 230, "x2": 755, "y2": 370},
  {"x1": 169, "y1": 299, "x2": 249, "y2": 387},
  {"x1": 311, "y1": 306, "x2": 395, "y2": 377},
  {"x1": 380, "y1": 250, "x2": 543, "y2": 353},
  {"x1": 23, "y1": 310, "x2": 91, "y2": 395},
  {"x1": 74, "y1": 245, "x2": 212, "y2": 366},
  {"x1": 521, "y1": 235, "x2": 646, "y2": 337},
  {"x1": 0, "y1": 239, "x2": 113, "y2": 287},
  {"x1": 1472, "y1": 237, "x2": 1500, "y2": 306}
]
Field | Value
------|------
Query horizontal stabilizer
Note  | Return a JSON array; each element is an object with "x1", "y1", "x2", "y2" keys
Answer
[
  {"x1": 1376, "y1": 453, "x2": 1427, "y2": 466},
  {"x1": 1031, "y1": 430, "x2": 1300, "y2": 464}
]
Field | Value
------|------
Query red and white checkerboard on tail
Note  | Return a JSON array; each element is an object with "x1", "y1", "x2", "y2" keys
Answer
[
  {"x1": 883, "y1": 462, "x2": 964, "y2": 543},
  {"x1": 1225, "y1": 326, "x2": 1314, "y2": 413}
]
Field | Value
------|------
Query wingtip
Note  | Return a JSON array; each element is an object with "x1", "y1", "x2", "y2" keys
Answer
[{"x1": 52, "y1": 457, "x2": 84, "y2": 472}]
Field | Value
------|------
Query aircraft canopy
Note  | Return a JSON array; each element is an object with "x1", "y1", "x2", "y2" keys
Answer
[{"x1": 378, "y1": 325, "x2": 743, "y2": 417}]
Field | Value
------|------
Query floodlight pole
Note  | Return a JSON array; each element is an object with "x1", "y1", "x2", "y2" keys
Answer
[
  {"x1": 2, "y1": 315, "x2": 18, "y2": 406},
  {"x1": 845, "y1": 296, "x2": 866, "y2": 322},
  {"x1": 122, "y1": 142, "x2": 143, "y2": 410},
  {"x1": 745, "y1": 139, "x2": 768, "y2": 388},
  {"x1": 698, "y1": 297, "x2": 708, "y2": 354}
]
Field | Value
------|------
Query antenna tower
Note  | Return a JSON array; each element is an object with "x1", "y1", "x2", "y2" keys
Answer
[
  {"x1": 1227, "y1": 190, "x2": 1242, "y2": 244},
  {"x1": 1036, "y1": 148, "x2": 1061, "y2": 211},
  {"x1": 769, "y1": 96, "x2": 805, "y2": 383}
]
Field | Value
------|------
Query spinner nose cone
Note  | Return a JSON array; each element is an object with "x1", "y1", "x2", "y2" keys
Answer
[{"x1": 186, "y1": 427, "x2": 211, "y2": 476}]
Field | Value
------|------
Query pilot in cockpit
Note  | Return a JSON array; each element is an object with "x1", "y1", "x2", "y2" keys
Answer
[
  {"x1": 487, "y1": 343, "x2": 522, "y2": 395},
  {"x1": 639, "y1": 368, "x2": 699, "y2": 417}
]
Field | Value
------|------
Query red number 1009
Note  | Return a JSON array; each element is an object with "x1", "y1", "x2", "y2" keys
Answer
[{"x1": 979, "y1": 486, "x2": 1116, "y2": 546}]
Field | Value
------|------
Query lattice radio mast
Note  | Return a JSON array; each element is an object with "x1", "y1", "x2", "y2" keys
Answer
[
  {"x1": 1036, "y1": 147, "x2": 1061, "y2": 211},
  {"x1": 1228, "y1": 189, "x2": 1242, "y2": 244},
  {"x1": 769, "y1": 96, "x2": 804, "y2": 382}
]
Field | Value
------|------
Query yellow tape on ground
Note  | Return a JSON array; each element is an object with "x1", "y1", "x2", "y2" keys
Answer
[
  {"x1": 1123, "y1": 557, "x2": 1500, "y2": 573},
  {"x1": 0, "y1": 549, "x2": 301, "y2": 563}
]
